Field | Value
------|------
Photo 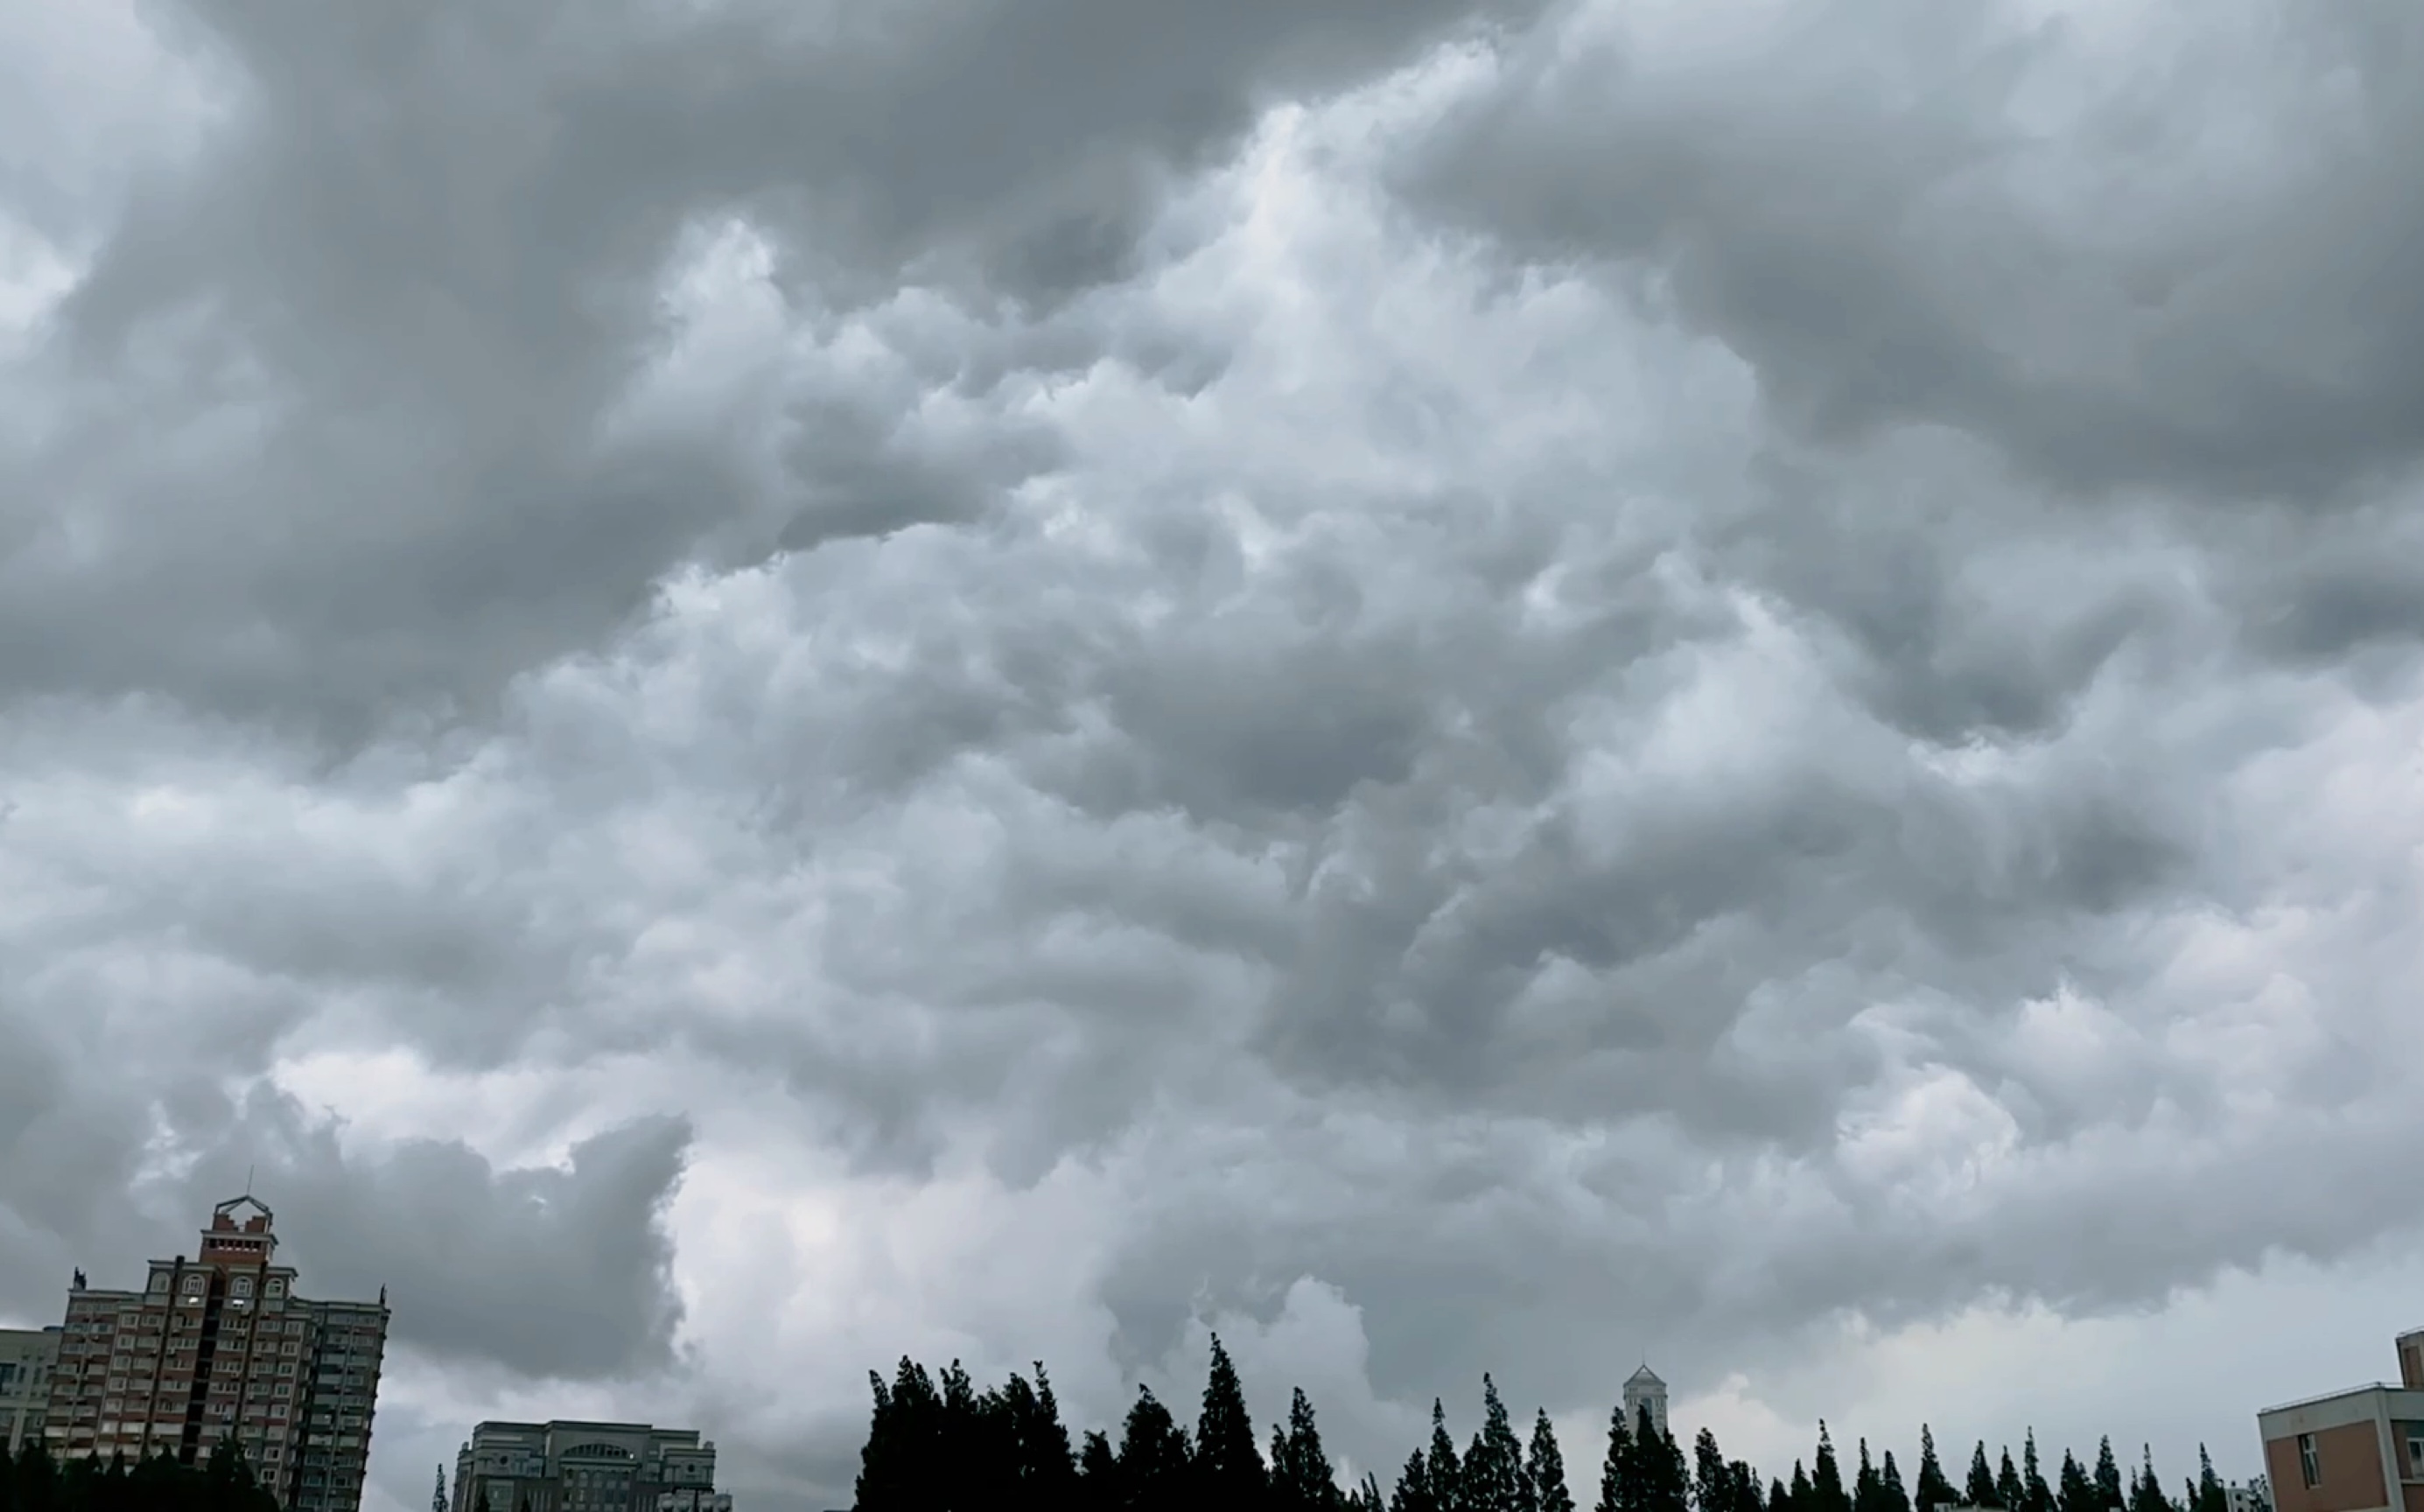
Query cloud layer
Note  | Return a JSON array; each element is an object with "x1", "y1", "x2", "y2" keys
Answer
[{"x1": 4, "y1": 0, "x2": 2421, "y2": 1507}]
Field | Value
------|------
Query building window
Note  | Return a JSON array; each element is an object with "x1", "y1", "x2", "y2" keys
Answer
[
  {"x1": 2408, "y1": 1437, "x2": 2423, "y2": 1475},
  {"x1": 2297, "y1": 1434, "x2": 2320, "y2": 1488}
]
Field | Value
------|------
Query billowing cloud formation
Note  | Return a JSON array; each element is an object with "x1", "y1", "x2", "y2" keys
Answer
[
  {"x1": 1402, "y1": 3, "x2": 2424, "y2": 505},
  {"x1": 0, "y1": 1027, "x2": 689, "y2": 1382},
  {"x1": 0, "y1": 0, "x2": 1542, "y2": 732},
  {"x1": 4, "y1": 0, "x2": 2422, "y2": 1508}
]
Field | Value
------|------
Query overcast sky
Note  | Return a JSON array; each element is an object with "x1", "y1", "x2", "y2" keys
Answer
[{"x1": 3, "y1": 0, "x2": 2420, "y2": 1507}]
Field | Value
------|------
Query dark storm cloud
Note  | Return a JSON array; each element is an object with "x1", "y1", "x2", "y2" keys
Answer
[
  {"x1": 0, "y1": 0, "x2": 1549, "y2": 735},
  {"x1": 238, "y1": 1107, "x2": 694, "y2": 1380},
  {"x1": 0, "y1": 1029, "x2": 690, "y2": 1382},
  {"x1": 6, "y1": 0, "x2": 2424, "y2": 1507},
  {"x1": 1392, "y1": 0, "x2": 2424, "y2": 507}
]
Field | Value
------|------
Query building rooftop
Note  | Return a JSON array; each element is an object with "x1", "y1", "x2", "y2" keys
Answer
[
  {"x1": 1626, "y1": 1365, "x2": 1664, "y2": 1387},
  {"x1": 2252, "y1": 1380, "x2": 2424, "y2": 1417}
]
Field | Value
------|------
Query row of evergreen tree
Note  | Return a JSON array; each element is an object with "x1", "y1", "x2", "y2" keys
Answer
[
  {"x1": 853, "y1": 1341, "x2": 2242, "y2": 1512},
  {"x1": 0, "y1": 1438, "x2": 282, "y2": 1512}
]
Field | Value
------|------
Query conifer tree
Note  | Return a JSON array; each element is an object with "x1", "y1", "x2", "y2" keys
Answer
[
  {"x1": 1531, "y1": 1410, "x2": 1577, "y2": 1512},
  {"x1": 1273, "y1": 1387, "x2": 1345, "y2": 1512},
  {"x1": 2093, "y1": 1441, "x2": 2122, "y2": 1511},
  {"x1": 1729, "y1": 1462, "x2": 1765, "y2": 1512},
  {"x1": 1078, "y1": 1431, "x2": 1119, "y2": 1511},
  {"x1": 1767, "y1": 1480, "x2": 1789, "y2": 1512},
  {"x1": 1881, "y1": 1451, "x2": 1912, "y2": 1512},
  {"x1": 1813, "y1": 1426, "x2": 1852, "y2": 1512},
  {"x1": 935, "y1": 1360, "x2": 987, "y2": 1510},
  {"x1": 2056, "y1": 1451, "x2": 2095, "y2": 1512},
  {"x1": 1966, "y1": 1445, "x2": 1998, "y2": 1509},
  {"x1": 1119, "y1": 1385, "x2": 1195, "y2": 1504},
  {"x1": 1195, "y1": 1336, "x2": 1269, "y2": 1508},
  {"x1": 2021, "y1": 1435, "x2": 2051, "y2": 1512},
  {"x1": 1515, "y1": 1423, "x2": 1546, "y2": 1512},
  {"x1": 2193, "y1": 1449, "x2": 2224, "y2": 1512},
  {"x1": 1396, "y1": 1449, "x2": 1440, "y2": 1512},
  {"x1": 1353, "y1": 1475, "x2": 1385, "y2": 1512},
  {"x1": 1636, "y1": 1406, "x2": 1689, "y2": 1512},
  {"x1": 1916, "y1": 1431, "x2": 1956, "y2": 1512},
  {"x1": 1461, "y1": 1378, "x2": 1527, "y2": 1512},
  {"x1": 1656, "y1": 1412, "x2": 1692, "y2": 1512},
  {"x1": 1026, "y1": 1365, "x2": 1079, "y2": 1496},
  {"x1": 1996, "y1": 1449, "x2": 2023, "y2": 1512},
  {"x1": 2125, "y1": 1449, "x2": 2168, "y2": 1512},
  {"x1": 1597, "y1": 1404, "x2": 1637, "y2": 1512},
  {"x1": 1790, "y1": 1461, "x2": 1812, "y2": 1512},
  {"x1": 1694, "y1": 1431, "x2": 1729, "y2": 1512},
  {"x1": 1853, "y1": 1441, "x2": 1882, "y2": 1512},
  {"x1": 857, "y1": 1361, "x2": 942, "y2": 1512},
  {"x1": 1429, "y1": 1401, "x2": 1468, "y2": 1512}
]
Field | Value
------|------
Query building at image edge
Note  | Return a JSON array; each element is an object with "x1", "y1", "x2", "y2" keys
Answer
[
  {"x1": 41, "y1": 1195, "x2": 389, "y2": 1512},
  {"x1": 2255, "y1": 1327, "x2": 2424, "y2": 1512},
  {"x1": 0, "y1": 1326, "x2": 62, "y2": 1452},
  {"x1": 452, "y1": 1421, "x2": 729, "y2": 1512}
]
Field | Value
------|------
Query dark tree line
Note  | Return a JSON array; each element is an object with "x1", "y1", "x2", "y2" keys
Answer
[
  {"x1": 0, "y1": 1438, "x2": 282, "y2": 1512},
  {"x1": 851, "y1": 1342, "x2": 2240, "y2": 1512}
]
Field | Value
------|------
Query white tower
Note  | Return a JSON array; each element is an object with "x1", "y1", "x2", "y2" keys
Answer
[{"x1": 1623, "y1": 1364, "x2": 1669, "y2": 1440}]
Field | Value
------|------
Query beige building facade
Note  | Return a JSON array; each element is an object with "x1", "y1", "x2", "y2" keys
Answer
[
  {"x1": 42, "y1": 1195, "x2": 389, "y2": 1512},
  {"x1": 2255, "y1": 1330, "x2": 2424, "y2": 1512},
  {"x1": 0, "y1": 1326, "x2": 61, "y2": 1452},
  {"x1": 452, "y1": 1420, "x2": 724, "y2": 1512}
]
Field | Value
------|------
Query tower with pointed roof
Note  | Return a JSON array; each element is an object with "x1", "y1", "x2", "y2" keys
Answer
[
  {"x1": 44, "y1": 1193, "x2": 390, "y2": 1512},
  {"x1": 1623, "y1": 1363, "x2": 1669, "y2": 1440}
]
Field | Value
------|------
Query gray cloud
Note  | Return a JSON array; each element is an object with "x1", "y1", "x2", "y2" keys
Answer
[
  {"x1": 6, "y1": 0, "x2": 2424, "y2": 1508},
  {"x1": 0, "y1": 1033, "x2": 690, "y2": 1382},
  {"x1": 0, "y1": 0, "x2": 1546, "y2": 737},
  {"x1": 1392, "y1": 0, "x2": 2424, "y2": 506},
  {"x1": 235, "y1": 1103, "x2": 694, "y2": 1380}
]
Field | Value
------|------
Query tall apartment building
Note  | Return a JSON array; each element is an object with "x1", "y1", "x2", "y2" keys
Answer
[
  {"x1": 451, "y1": 1421, "x2": 728, "y2": 1512},
  {"x1": 2253, "y1": 1327, "x2": 2424, "y2": 1512},
  {"x1": 42, "y1": 1195, "x2": 390, "y2": 1512},
  {"x1": 0, "y1": 1326, "x2": 61, "y2": 1452}
]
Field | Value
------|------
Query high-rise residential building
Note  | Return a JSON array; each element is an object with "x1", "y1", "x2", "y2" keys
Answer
[
  {"x1": 42, "y1": 1194, "x2": 390, "y2": 1512},
  {"x1": 0, "y1": 1326, "x2": 61, "y2": 1452},
  {"x1": 451, "y1": 1421, "x2": 727, "y2": 1512},
  {"x1": 1623, "y1": 1363, "x2": 1670, "y2": 1440},
  {"x1": 2252, "y1": 1326, "x2": 2423, "y2": 1512}
]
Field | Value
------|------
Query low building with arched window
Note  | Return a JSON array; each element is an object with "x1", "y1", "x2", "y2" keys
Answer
[{"x1": 450, "y1": 1419, "x2": 725, "y2": 1512}]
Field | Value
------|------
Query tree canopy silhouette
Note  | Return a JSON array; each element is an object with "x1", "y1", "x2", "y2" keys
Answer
[
  {"x1": 842, "y1": 1348, "x2": 2224, "y2": 1512},
  {"x1": 0, "y1": 1437, "x2": 283, "y2": 1512}
]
